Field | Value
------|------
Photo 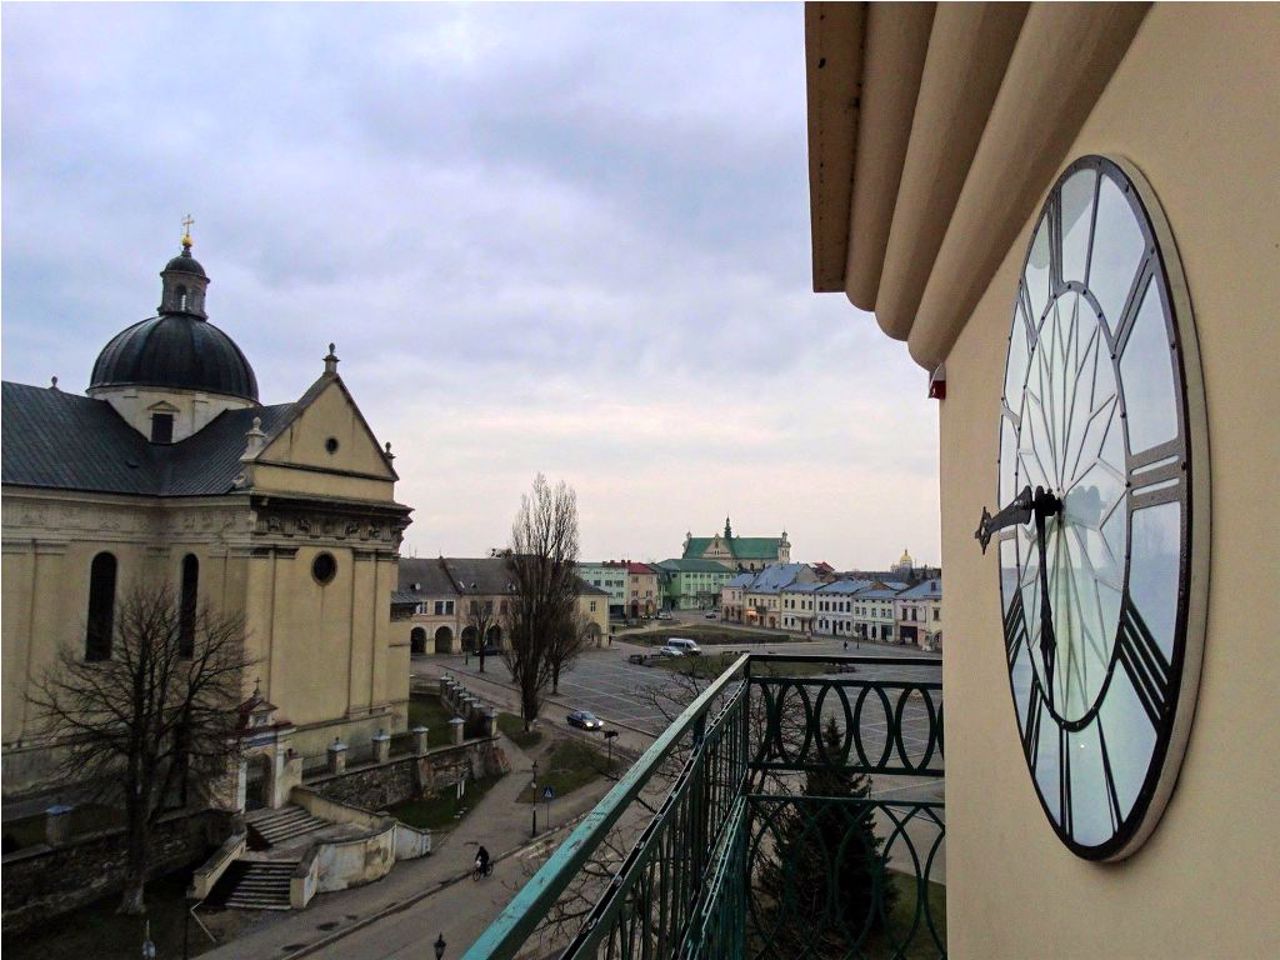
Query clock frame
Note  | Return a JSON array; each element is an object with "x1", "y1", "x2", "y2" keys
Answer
[{"x1": 995, "y1": 155, "x2": 1209, "y2": 861}]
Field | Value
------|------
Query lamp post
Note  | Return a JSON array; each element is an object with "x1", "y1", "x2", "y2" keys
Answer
[
  {"x1": 434, "y1": 932, "x2": 447, "y2": 959},
  {"x1": 604, "y1": 730, "x2": 618, "y2": 771},
  {"x1": 531, "y1": 760, "x2": 539, "y2": 838},
  {"x1": 141, "y1": 920, "x2": 156, "y2": 960}
]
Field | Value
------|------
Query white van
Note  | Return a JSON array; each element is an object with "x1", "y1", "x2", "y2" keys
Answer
[{"x1": 665, "y1": 638, "x2": 702, "y2": 656}]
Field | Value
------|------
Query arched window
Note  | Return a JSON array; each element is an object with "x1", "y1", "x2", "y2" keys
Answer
[
  {"x1": 175, "y1": 284, "x2": 188, "y2": 311},
  {"x1": 179, "y1": 554, "x2": 198, "y2": 657},
  {"x1": 85, "y1": 552, "x2": 117, "y2": 661}
]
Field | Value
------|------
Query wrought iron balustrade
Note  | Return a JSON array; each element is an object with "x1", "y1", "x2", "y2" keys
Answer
[{"x1": 466, "y1": 654, "x2": 944, "y2": 960}]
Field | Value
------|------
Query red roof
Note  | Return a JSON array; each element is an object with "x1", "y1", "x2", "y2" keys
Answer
[{"x1": 626, "y1": 562, "x2": 656, "y2": 574}]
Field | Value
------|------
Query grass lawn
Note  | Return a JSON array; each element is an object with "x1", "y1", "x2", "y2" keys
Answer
[
  {"x1": 635, "y1": 625, "x2": 787, "y2": 647},
  {"x1": 2, "y1": 868, "x2": 214, "y2": 960},
  {"x1": 516, "y1": 739, "x2": 616, "y2": 803},
  {"x1": 388, "y1": 773, "x2": 505, "y2": 832},
  {"x1": 407, "y1": 693, "x2": 458, "y2": 732},
  {"x1": 647, "y1": 652, "x2": 840, "y2": 680},
  {"x1": 497, "y1": 712, "x2": 544, "y2": 750}
]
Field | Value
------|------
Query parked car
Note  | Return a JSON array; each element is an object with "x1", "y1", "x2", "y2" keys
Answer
[
  {"x1": 657, "y1": 644, "x2": 685, "y2": 658},
  {"x1": 567, "y1": 709, "x2": 604, "y2": 730},
  {"x1": 479, "y1": 644, "x2": 502, "y2": 656},
  {"x1": 704, "y1": 611, "x2": 718, "y2": 619},
  {"x1": 665, "y1": 638, "x2": 702, "y2": 656},
  {"x1": 627, "y1": 653, "x2": 650, "y2": 665},
  {"x1": 656, "y1": 611, "x2": 674, "y2": 621}
]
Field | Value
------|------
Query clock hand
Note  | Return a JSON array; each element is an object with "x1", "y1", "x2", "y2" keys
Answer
[
  {"x1": 1032, "y1": 486, "x2": 1064, "y2": 707},
  {"x1": 975, "y1": 485, "x2": 1034, "y2": 553}
]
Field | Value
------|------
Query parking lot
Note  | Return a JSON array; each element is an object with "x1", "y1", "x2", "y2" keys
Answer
[{"x1": 423, "y1": 635, "x2": 942, "y2": 740}]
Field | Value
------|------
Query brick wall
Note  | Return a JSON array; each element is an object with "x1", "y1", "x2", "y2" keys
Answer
[
  {"x1": 1, "y1": 808, "x2": 233, "y2": 934},
  {"x1": 307, "y1": 737, "x2": 509, "y2": 810}
]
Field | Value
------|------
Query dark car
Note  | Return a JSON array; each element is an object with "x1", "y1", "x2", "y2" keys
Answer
[{"x1": 567, "y1": 710, "x2": 604, "y2": 731}]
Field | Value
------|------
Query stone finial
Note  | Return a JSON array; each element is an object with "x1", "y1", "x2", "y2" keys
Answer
[
  {"x1": 241, "y1": 416, "x2": 267, "y2": 461},
  {"x1": 324, "y1": 343, "x2": 339, "y2": 375},
  {"x1": 372, "y1": 728, "x2": 391, "y2": 764},
  {"x1": 411, "y1": 725, "x2": 430, "y2": 755},
  {"x1": 328, "y1": 736, "x2": 348, "y2": 774},
  {"x1": 49, "y1": 376, "x2": 59, "y2": 391},
  {"x1": 384, "y1": 441, "x2": 394, "y2": 462}
]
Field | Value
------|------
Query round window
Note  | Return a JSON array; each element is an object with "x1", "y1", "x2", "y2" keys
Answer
[
  {"x1": 312, "y1": 552, "x2": 337, "y2": 585},
  {"x1": 325, "y1": 437, "x2": 340, "y2": 454}
]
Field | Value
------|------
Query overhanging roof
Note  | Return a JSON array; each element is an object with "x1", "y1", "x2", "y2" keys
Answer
[{"x1": 805, "y1": 2, "x2": 1150, "y2": 370}]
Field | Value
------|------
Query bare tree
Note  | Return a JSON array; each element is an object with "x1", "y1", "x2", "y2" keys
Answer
[
  {"x1": 502, "y1": 474, "x2": 579, "y2": 731},
  {"x1": 464, "y1": 593, "x2": 499, "y2": 674},
  {"x1": 547, "y1": 611, "x2": 592, "y2": 695},
  {"x1": 30, "y1": 583, "x2": 255, "y2": 915}
]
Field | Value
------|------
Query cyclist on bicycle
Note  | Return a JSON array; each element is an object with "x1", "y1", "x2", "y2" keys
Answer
[{"x1": 475, "y1": 845, "x2": 491, "y2": 877}]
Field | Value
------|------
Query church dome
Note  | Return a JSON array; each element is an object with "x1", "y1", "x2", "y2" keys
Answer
[
  {"x1": 90, "y1": 315, "x2": 259, "y2": 401},
  {"x1": 89, "y1": 238, "x2": 258, "y2": 402},
  {"x1": 163, "y1": 251, "x2": 207, "y2": 278}
]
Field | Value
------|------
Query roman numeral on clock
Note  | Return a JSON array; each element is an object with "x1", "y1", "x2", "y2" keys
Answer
[
  {"x1": 1004, "y1": 591, "x2": 1027, "y2": 667},
  {"x1": 1116, "y1": 597, "x2": 1171, "y2": 727},
  {"x1": 1022, "y1": 680, "x2": 1044, "y2": 768}
]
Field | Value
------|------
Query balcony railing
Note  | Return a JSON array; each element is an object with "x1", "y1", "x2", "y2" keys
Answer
[{"x1": 466, "y1": 654, "x2": 944, "y2": 960}]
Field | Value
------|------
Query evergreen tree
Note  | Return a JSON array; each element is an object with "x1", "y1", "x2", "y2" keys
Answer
[{"x1": 753, "y1": 716, "x2": 897, "y2": 955}]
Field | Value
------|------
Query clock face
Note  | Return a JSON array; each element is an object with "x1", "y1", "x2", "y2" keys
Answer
[{"x1": 998, "y1": 155, "x2": 1208, "y2": 860}]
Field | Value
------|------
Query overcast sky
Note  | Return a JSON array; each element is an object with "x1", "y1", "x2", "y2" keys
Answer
[{"x1": 2, "y1": 3, "x2": 940, "y2": 570}]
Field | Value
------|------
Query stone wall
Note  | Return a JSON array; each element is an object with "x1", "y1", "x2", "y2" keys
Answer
[
  {"x1": 306, "y1": 737, "x2": 509, "y2": 810},
  {"x1": 1, "y1": 808, "x2": 233, "y2": 935}
]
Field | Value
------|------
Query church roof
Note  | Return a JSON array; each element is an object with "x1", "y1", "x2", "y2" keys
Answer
[
  {"x1": 90, "y1": 314, "x2": 259, "y2": 401},
  {"x1": 1, "y1": 381, "x2": 293, "y2": 497},
  {"x1": 654, "y1": 558, "x2": 735, "y2": 573},
  {"x1": 683, "y1": 535, "x2": 783, "y2": 560}
]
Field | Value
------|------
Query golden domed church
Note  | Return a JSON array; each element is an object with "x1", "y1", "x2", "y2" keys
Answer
[{"x1": 1, "y1": 234, "x2": 413, "y2": 800}]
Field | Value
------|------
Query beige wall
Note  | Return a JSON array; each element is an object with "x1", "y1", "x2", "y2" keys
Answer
[
  {"x1": 941, "y1": 7, "x2": 1280, "y2": 956},
  {"x1": 2, "y1": 376, "x2": 411, "y2": 796}
]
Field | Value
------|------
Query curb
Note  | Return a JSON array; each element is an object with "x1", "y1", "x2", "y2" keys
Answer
[{"x1": 277, "y1": 807, "x2": 594, "y2": 960}]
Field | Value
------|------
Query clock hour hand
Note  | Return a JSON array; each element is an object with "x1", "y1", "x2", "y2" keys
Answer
[
  {"x1": 975, "y1": 485, "x2": 1034, "y2": 553},
  {"x1": 1032, "y1": 486, "x2": 1064, "y2": 706}
]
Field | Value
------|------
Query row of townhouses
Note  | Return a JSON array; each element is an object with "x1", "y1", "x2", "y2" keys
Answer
[{"x1": 721, "y1": 556, "x2": 943, "y2": 652}]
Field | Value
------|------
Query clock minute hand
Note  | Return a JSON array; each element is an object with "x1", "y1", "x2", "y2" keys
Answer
[
  {"x1": 1032, "y1": 486, "x2": 1064, "y2": 707},
  {"x1": 974, "y1": 484, "x2": 1034, "y2": 553}
]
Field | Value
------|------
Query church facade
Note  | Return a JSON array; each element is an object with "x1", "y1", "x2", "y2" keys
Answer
[
  {"x1": 1, "y1": 237, "x2": 413, "y2": 799},
  {"x1": 681, "y1": 518, "x2": 790, "y2": 572}
]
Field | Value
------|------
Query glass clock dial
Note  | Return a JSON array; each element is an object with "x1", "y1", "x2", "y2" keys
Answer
[{"x1": 995, "y1": 155, "x2": 1208, "y2": 860}]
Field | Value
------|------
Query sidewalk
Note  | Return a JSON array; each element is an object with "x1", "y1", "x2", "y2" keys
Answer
[{"x1": 200, "y1": 732, "x2": 617, "y2": 960}]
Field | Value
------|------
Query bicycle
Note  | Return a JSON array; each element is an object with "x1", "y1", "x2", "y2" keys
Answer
[{"x1": 472, "y1": 858, "x2": 493, "y2": 880}]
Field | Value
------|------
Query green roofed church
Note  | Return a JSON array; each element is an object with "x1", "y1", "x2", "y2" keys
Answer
[{"x1": 681, "y1": 517, "x2": 790, "y2": 573}]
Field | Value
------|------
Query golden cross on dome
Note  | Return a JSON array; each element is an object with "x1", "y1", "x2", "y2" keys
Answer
[{"x1": 181, "y1": 214, "x2": 195, "y2": 247}]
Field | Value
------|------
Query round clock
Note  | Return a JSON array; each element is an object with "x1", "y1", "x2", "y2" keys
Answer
[{"x1": 976, "y1": 155, "x2": 1209, "y2": 860}]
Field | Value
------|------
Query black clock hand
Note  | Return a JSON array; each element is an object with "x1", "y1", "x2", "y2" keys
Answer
[
  {"x1": 974, "y1": 485, "x2": 1034, "y2": 553},
  {"x1": 1032, "y1": 486, "x2": 1064, "y2": 707}
]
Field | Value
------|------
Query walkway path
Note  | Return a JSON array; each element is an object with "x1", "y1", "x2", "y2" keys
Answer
[{"x1": 200, "y1": 732, "x2": 617, "y2": 960}]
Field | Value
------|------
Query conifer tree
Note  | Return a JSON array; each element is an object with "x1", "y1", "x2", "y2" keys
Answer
[{"x1": 753, "y1": 716, "x2": 897, "y2": 954}]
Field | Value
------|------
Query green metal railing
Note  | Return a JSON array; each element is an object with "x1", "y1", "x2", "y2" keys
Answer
[{"x1": 465, "y1": 654, "x2": 944, "y2": 960}]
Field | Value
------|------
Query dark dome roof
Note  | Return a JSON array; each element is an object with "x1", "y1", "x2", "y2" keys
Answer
[
  {"x1": 90, "y1": 315, "x2": 259, "y2": 401},
  {"x1": 164, "y1": 252, "x2": 207, "y2": 277}
]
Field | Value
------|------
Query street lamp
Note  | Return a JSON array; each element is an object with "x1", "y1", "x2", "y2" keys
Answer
[
  {"x1": 141, "y1": 920, "x2": 156, "y2": 960},
  {"x1": 531, "y1": 760, "x2": 539, "y2": 838},
  {"x1": 604, "y1": 730, "x2": 619, "y2": 771},
  {"x1": 434, "y1": 932, "x2": 447, "y2": 959}
]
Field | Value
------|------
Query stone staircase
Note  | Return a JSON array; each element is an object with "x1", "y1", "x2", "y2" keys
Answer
[
  {"x1": 213, "y1": 859, "x2": 298, "y2": 911},
  {"x1": 245, "y1": 804, "x2": 330, "y2": 847}
]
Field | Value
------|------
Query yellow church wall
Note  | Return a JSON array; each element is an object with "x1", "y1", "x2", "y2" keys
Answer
[
  {"x1": 939, "y1": 6, "x2": 1280, "y2": 957},
  {"x1": 248, "y1": 464, "x2": 394, "y2": 503},
  {"x1": 258, "y1": 378, "x2": 396, "y2": 480}
]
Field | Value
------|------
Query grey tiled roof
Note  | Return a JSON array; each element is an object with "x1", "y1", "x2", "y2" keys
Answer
[
  {"x1": 898, "y1": 578, "x2": 943, "y2": 599},
  {"x1": 2, "y1": 381, "x2": 294, "y2": 497}
]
